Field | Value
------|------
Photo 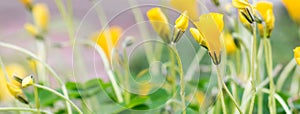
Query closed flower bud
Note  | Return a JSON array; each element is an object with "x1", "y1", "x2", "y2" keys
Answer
[
  {"x1": 256, "y1": 1, "x2": 275, "y2": 38},
  {"x1": 175, "y1": 11, "x2": 189, "y2": 31},
  {"x1": 147, "y1": 7, "x2": 171, "y2": 43},
  {"x1": 190, "y1": 27, "x2": 207, "y2": 49},
  {"x1": 32, "y1": 3, "x2": 49, "y2": 32},
  {"x1": 294, "y1": 47, "x2": 300, "y2": 65},
  {"x1": 24, "y1": 23, "x2": 38, "y2": 37},
  {"x1": 19, "y1": 0, "x2": 33, "y2": 10}
]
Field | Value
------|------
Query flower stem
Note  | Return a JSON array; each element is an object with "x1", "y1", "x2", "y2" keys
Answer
[
  {"x1": 216, "y1": 65, "x2": 227, "y2": 114},
  {"x1": 276, "y1": 59, "x2": 296, "y2": 91},
  {"x1": 248, "y1": 23, "x2": 257, "y2": 114},
  {"x1": 0, "y1": 107, "x2": 51, "y2": 114},
  {"x1": 171, "y1": 43, "x2": 186, "y2": 114},
  {"x1": 33, "y1": 84, "x2": 83, "y2": 114},
  {"x1": 80, "y1": 40, "x2": 123, "y2": 103},
  {"x1": 216, "y1": 65, "x2": 243, "y2": 114}
]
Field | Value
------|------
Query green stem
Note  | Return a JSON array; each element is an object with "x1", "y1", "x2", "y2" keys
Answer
[
  {"x1": 80, "y1": 40, "x2": 123, "y2": 103},
  {"x1": 217, "y1": 66, "x2": 243, "y2": 114},
  {"x1": 264, "y1": 37, "x2": 276, "y2": 114},
  {"x1": 123, "y1": 48, "x2": 130, "y2": 104},
  {"x1": 36, "y1": 40, "x2": 47, "y2": 84},
  {"x1": 33, "y1": 82, "x2": 40, "y2": 114},
  {"x1": 276, "y1": 59, "x2": 296, "y2": 91},
  {"x1": 33, "y1": 84, "x2": 83, "y2": 114},
  {"x1": 237, "y1": 38, "x2": 251, "y2": 78},
  {"x1": 0, "y1": 42, "x2": 71, "y2": 113},
  {"x1": 171, "y1": 43, "x2": 186, "y2": 114},
  {"x1": 216, "y1": 66, "x2": 227, "y2": 114},
  {"x1": 248, "y1": 23, "x2": 257, "y2": 114},
  {"x1": 0, "y1": 107, "x2": 50, "y2": 114}
]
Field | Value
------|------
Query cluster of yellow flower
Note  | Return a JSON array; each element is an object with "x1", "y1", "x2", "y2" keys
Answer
[{"x1": 22, "y1": 0, "x2": 50, "y2": 39}]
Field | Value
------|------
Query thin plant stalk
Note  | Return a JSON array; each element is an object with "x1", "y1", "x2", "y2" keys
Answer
[
  {"x1": 276, "y1": 59, "x2": 296, "y2": 90},
  {"x1": 80, "y1": 40, "x2": 123, "y2": 102},
  {"x1": 36, "y1": 40, "x2": 47, "y2": 84},
  {"x1": 170, "y1": 43, "x2": 186, "y2": 114},
  {"x1": 33, "y1": 84, "x2": 83, "y2": 114},
  {"x1": 262, "y1": 23, "x2": 276, "y2": 114},
  {"x1": 248, "y1": 23, "x2": 257, "y2": 114},
  {"x1": 216, "y1": 65, "x2": 243, "y2": 114},
  {"x1": 0, "y1": 107, "x2": 51, "y2": 114},
  {"x1": 216, "y1": 65, "x2": 227, "y2": 114}
]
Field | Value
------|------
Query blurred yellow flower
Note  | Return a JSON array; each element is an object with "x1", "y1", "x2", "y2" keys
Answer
[
  {"x1": 24, "y1": 23, "x2": 38, "y2": 37},
  {"x1": 6, "y1": 82, "x2": 28, "y2": 104},
  {"x1": 175, "y1": 11, "x2": 189, "y2": 31},
  {"x1": 224, "y1": 33, "x2": 237, "y2": 54},
  {"x1": 294, "y1": 47, "x2": 300, "y2": 65},
  {"x1": 32, "y1": 3, "x2": 49, "y2": 31},
  {"x1": 92, "y1": 26, "x2": 122, "y2": 59},
  {"x1": 282, "y1": 0, "x2": 300, "y2": 25},
  {"x1": 194, "y1": 13, "x2": 224, "y2": 65},
  {"x1": 195, "y1": 91, "x2": 205, "y2": 105},
  {"x1": 0, "y1": 64, "x2": 27, "y2": 102},
  {"x1": 170, "y1": 0, "x2": 198, "y2": 20},
  {"x1": 190, "y1": 27, "x2": 207, "y2": 48},
  {"x1": 147, "y1": 7, "x2": 171, "y2": 43},
  {"x1": 256, "y1": 1, "x2": 275, "y2": 38}
]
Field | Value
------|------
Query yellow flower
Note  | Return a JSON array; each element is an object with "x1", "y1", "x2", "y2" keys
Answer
[
  {"x1": 32, "y1": 3, "x2": 49, "y2": 31},
  {"x1": 194, "y1": 13, "x2": 224, "y2": 65},
  {"x1": 256, "y1": 1, "x2": 275, "y2": 38},
  {"x1": 24, "y1": 23, "x2": 39, "y2": 37},
  {"x1": 190, "y1": 27, "x2": 207, "y2": 48},
  {"x1": 147, "y1": 7, "x2": 171, "y2": 43},
  {"x1": 92, "y1": 26, "x2": 122, "y2": 59},
  {"x1": 294, "y1": 47, "x2": 300, "y2": 65},
  {"x1": 170, "y1": 0, "x2": 198, "y2": 20},
  {"x1": 238, "y1": 9, "x2": 253, "y2": 30},
  {"x1": 20, "y1": 0, "x2": 32, "y2": 10},
  {"x1": 175, "y1": 11, "x2": 189, "y2": 31},
  {"x1": 224, "y1": 33, "x2": 237, "y2": 54},
  {"x1": 0, "y1": 64, "x2": 27, "y2": 102},
  {"x1": 6, "y1": 83, "x2": 28, "y2": 104},
  {"x1": 282, "y1": 0, "x2": 300, "y2": 25}
]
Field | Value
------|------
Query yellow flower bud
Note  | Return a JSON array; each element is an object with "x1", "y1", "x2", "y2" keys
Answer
[
  {"x1": 32, "y1": 3, "x2": 49, "y2": 31},
  {"x1": 282, "y1": 0, "x2": 300, "y2": 25},
  {"x1": 19, "y1": 0, "x2": 32, "y2": 10},
  {"x1": 224, "y1": 33, "x2": 237, "y2": 54},
  {"x1": 175, "y1": 11, "x2": 189, "y2": 31},
  {"x1": 189, "y1": 28, "x2": 207, "y2": 48},
  {"x1": 294, "y1": 47, "x2": 300, "y2": 65},
  {"x1": 24, "y1": 23, "x2": 38, "y2": 37},
  {"x1": 256, "y1": 1, "x2": 275, "y2": 38},
  {"x1": 147, "y1": 7, "x2": 171, "y2": 43}
]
